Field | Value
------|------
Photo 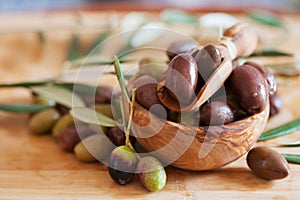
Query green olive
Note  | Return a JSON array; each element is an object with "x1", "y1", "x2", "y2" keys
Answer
[
  {"x1": 74, "y1": 134, "x2": 113, "y2": 162},
  {"x1": 94, "y1": 104, "x2": 113, "y2": 118},
  {"x1": 52, "y1": 114, "x2": 74, "y2": 140},
  {"x1": 34, "y1": 95, "x2": 56, "y2": 106},
  {"x1": 29, "y1": 108, "x2": 61, "y2": 135}
]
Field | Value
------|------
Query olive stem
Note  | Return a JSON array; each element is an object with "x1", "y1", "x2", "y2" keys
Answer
[
  {"x1": 125, "y1": 88, "x2": 136, "y2": 147},
  {"x1": 118, "y1": 89, "x2": 140, "y2": 160}
]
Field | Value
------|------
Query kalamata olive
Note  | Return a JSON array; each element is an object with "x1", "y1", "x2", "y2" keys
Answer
[
  {"x1": 58, "y1": 126, "x2": 95, "y2": 152},
  {"x1": 166, "y1": 39, "x2": 198, "y2": 60},
  {"x1": 165, "y1": 53, "x2": 198, "y2": 105},
  {"x1": 245, "y1": 61, "x2": 276, "y2": 95},
  {"x1": 230, "y1": 64, "x2": 268, "y2": 114},
  {"x1": 269, "y1": 92, "x2": 282, "y2": 117},
  {"x1": 190, "y1": 44, "x2": 221, "y2": 88},
  {"x1": 108, "y1": 145, "x2": 138, "y2": 185},
  {"x1": 247, "y1": 146, "x2": 290, "y2": 180},
  {"x1": 196, "y1": 101, "x2": 235, "y2": 126},
  {"x1": 135, "y1": 75, "x2": 168, "y2": 118},
  {"x1": 80, "y1": 86, "x2": 113, "y2": 106},
  {"x1": 107, "y1": 127, "x2": 136, "y2": 147}
]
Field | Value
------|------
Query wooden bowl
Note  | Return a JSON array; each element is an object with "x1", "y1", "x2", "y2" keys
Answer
[{"x1": 128, "y1": 76, "x2": 270, "y2": 171}]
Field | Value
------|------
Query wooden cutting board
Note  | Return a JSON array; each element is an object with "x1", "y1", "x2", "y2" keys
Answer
[{"x1": 0, "y1": 11, "x2": 300, "y2": 200}]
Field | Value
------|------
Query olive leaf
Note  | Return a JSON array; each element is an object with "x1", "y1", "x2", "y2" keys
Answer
[
  {"x1": 277, "y1": 140, "x2": 300, "y2": 147},
  {"x1": 113, "y1": 56, "x2": 130, "y2": 102},
  {"x1": 0, "y1": 103, "x2": 53, "y2": 113},
  {"x1": 160, "y1": 9, "x2": 198, "y2": 24},
  {"x1": 258, "y1": 118, "x2": 300, "y2": 141},
  {"x1": 247, "y1": 11, "x2": 285, "y2": 28},
  {"x1": 65, "y1": 54, "x2": 132, "y2": 69},
  {"x1": 70, "y1": 107, "x2": 118, "y2": 127},
  {"x1": 88, "y1": 30, "x2": 110, "y2": 53},
  {"x1": 282, "y1": 154, "x2": 300, "y2": 164},
  {"x1": 54, "y1": 82, "x2": 98, "y2": 96},
  {"x1": 30, "y1": 85, "x2": 85, "y2": 108},
  {"x1": 0, "y1": 81, "x2": 50, "y2": 88},
  {"x1": 68, "y1": 33, "x2": 82, "y2": 61},
  {"x1": 250, "y1": 49, "x2": 293, "y2": 57}
]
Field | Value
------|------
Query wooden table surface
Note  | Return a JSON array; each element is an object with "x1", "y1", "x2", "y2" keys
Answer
[{"x1": 0, "y1": 11, "x2": 300, "y2": 200}]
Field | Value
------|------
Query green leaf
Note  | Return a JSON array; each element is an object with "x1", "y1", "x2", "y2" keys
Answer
[
  {"x1": 68, "y1": 34, "x2": 81, "y2": 61},
  {"x1": 247, "y1": 11, "x2": 285, "y2": 28},
  {"x1": 54, "y1": 82, "x2": 98, "y2": 96},
  {"x1": 70, "y1": 107, "x2": 117, "y2": 127},
  {"x1": 250, "y1": 49, "x2": 293, "y2": 57},
  {"x1": 258, "y1": 118, "x2": 300, "y2": 141},
  {"x1": 113, "y1": 56, "x2": 130, "y2": 102},
  {"x1": 282, "y1": 154, "x2": 300, "y2": 164},
  {"x1": 160, "y1": 9, "x2": 198, "y2": 24},
  {"x1": 0, "y1": 81, "x2": 50, "y2": 88},
  {"x1": 65, "y1": 54, "x2": 132, "y2": 69},
  {"x1": 0, "y1": 103, "x2": 53, "y2": 113},
  {"x1": 277, "y1": 140, "x2": 300, "y2": 147},
  {"x1": 88, "y1": 30, "x2": 110, "y2": 53},
  {"x1": 30, "y1": 85, "x2": 85, "y2": 108}
]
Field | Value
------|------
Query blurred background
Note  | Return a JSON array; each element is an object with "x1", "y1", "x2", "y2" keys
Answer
[
  {"x1": 0, "y1": 0, "x2": 300, "y2": 12},
  {"x1": 0, "y1": 0, "x2": 299, "y2": 84}
]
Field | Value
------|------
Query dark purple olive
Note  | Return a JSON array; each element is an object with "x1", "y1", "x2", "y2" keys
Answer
[
  {"x1": 135, "y1": 75, "x2": 168, "y2": 118},
  {"x1": 165, "y1": 53, "x2": 198, "y2": 105},
  {"x1": 108, "y1": 145, "x2": 137, "y2": 185},
  {"x1": 230, "y1": 64, "x2": 268, "y2": 114},
  {"x1": 58, "y1": 126, "x2": 95, "y2": 152},
  {"x1": 80, "y1": 86, "x2": 113, "y2": 106},
  {"x1": 247, "y1": 146, "x2": 290, "y2": 180},
  {"x1": 269, "y1": 92, "x2": 282, "y2": 117},
  {"x1": 196, "y1": 101, "x2": 235, "y2": 126},
  {"x1": 166, "y1": 40, "x2": 198, "y2": 60},
  {"x1": 190, "y1": 44, "x2": 221, "y2": 88},
  {"x1": 107, "y1": 127, "x2": 136, "y2": 147},
  {"x1": 245, "y1": 61, "x2": 276, "y2": 95}
]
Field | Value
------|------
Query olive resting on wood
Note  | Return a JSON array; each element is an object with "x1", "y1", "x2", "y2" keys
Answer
[{"x1": 230, "y1": 64, "x2": 268, "y2": 114}]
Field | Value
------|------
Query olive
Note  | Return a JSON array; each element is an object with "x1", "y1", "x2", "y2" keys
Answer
[
  {"x1": 247, "y1": 146, "x2": 290, "y2": 180},
  {"x1": 80, "y1": 86, "x2": 113, "y2": 106},
  {"x1": 58, "y1": 126, "x2": 95, "y2": 152},
  {"x1": 108, "y1": 145, "x2": 138, "y2": 185},
  {"x1": 52, "y1": 113, "x2": 74, "y2": 140},
  {"x1": 137, "y1": 156, "x2": 166, "y2": 192},
  {"x1": 190, "y1": 44, "x2": 221, "y2": 87},
  {"x1": 29, "y1": 108, "x2": 61, "y2": 135},
  {"x1": 135, "y1": 75, "x2": 168, "y2": 118},
  {"x1": 269, "y1": 92, "x2": 282, "y2": 117},
  {"x1": 196, "y1": 101, "x2": 235, "y2": 126},
  {"x1": 230, "y1": 64, "x2": 268, "y2": 114},
  {"x1": 107, "y1": 127, "x2": 136, "y2": 147},
  {"x1": 74, "y1": 134, "x2": 113, "y2": 162},
  {"x1": 166, "y1": 39, "x2": 198, "y2": 60},
  {"x1": 165, "y1": 53, "x2": 198, "y2": 105},
  {"x1": 94, "y1": 104, "x2": 113, "y2": 118},
  {"x1": 245, "y1": 61, "x2": 276, "y2": 95}
]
